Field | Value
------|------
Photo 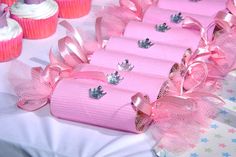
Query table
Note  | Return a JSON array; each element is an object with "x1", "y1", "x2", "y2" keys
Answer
[{"x1": 0, "y1": 1, "x2": 236, "y2": 157}]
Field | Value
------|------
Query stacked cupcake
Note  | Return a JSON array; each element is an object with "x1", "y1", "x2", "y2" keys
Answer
[
  {"x1": 0, "y1": 0, "x2": 16, "y2": 6},
  {"x1": 0, "y1": 5, "x2": 23, "y2": 62},
  {"x1": 10, "y1": 0, "x2": 59, "y2": 39}
]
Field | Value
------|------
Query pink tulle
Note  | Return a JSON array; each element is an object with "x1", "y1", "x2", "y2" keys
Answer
[
  {"x1": 150, "y1": 78, "x2": 223, "y2": 153},
  {"x1": 95, "y1": 0, "x2": 157, "y2": 40},
  {"x1": 8, "y1": 61, "x2": 52, "y2": 111}
]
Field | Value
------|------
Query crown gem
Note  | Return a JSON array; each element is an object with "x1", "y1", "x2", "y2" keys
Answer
[
  {"x1": 107, "y1": 71, "x2": 124, "y2": 85},
  {"x1": 155, "y1": 23, "x2": 171, "y2": 32},
  {"x1": 118, "y1": 59, "x2": 134, "y2": 71},
  {"x1": 170, "y1": 12, "x2": 184, "y2": 24},
  {"x1": 138, "y1": 38, "x2": 154, "y2": 49},
  {"x1": 89, "y1": 86, "x2": 106, "y2": 99},
  {"x1": 151, "y1": 148, "x2": 168, "y2": 157}
]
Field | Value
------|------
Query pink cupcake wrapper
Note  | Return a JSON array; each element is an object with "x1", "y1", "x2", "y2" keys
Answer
[
  {"x1": 56, "y1": 0, "x2": 91, "y2": 18},
  {"x1": 0, "y1": 0, "x2": 16, "y2": 6},
  {"x1": 10, "y1": 11, "x2": 59, "y2": 39},
  {"x1": 0, "y1": 32, "x2": 23, "y2": 62}
]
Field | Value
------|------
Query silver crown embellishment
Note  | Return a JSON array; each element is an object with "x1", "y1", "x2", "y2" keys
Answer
[
  {"x1": 118, "y1": 59, "x2": 134, "y2": 71},
  {"x1": 89, "y1": 86, "x2": 106, "y2": 99},
  {"x1": 107, "y1": 71, "x2": 124, "y2": 85},
  {"x1": 170, "y1": 12, "x2": 184, "y2": 24},
  {"x1": 138, "y1": 38, "x2": 154, "y2": 49},
  {"x1": 155, "y1": 23, "x2": 171, "y2": 32}
]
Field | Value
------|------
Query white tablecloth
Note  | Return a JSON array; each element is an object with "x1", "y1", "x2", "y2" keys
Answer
[{"x1": 0, "y1": 1, "x2": 236, "y2": 157}]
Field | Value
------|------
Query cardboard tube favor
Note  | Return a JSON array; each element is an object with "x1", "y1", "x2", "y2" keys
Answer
[
  {"x1": 124, "y1": 21, "x2": 201, "y2": 50},
  {"x1": 90, "y1": 49, "x2": 176, "y2": 78},
  {"x1": 106, "y1": 37, "x2": 188, "y2": 63}
]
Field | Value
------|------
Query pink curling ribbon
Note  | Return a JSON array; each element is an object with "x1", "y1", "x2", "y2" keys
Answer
[
  {"x1": 214, "y1": 0, "x2": 236, "y2": 28},
  {"x1": 119, "y1": 0, "x2": 143, "y2": 19},
  {"x1": 58, "y1": 20, "x2": 89, "y2": 67}
]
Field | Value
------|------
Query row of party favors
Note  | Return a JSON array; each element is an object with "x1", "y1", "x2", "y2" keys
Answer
[{"x1": 49, "y1": 2, "x2": 230, "y2": 133}]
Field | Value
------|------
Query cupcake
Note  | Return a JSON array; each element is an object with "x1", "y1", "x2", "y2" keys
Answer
[
  {"x1": 0, "y1": 6, "x2": 23, "y2": 62},
  {"x1": 10, "y1": 0, "x2": 58, "y2": 39},
  {"x1": 0, "y1": 0, "x2": 16, "y2": 6},
  {"x1": 56, "y1": 0, "x2": 91, "y2": 18}
]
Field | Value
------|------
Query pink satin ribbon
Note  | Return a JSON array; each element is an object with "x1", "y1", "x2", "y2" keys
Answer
[
  {"x1": 119, "y1": 0, "x2": 143, "y2": 19},
  {"x1": 213, "y1": 0, "x2": 236, "y2": 27}
]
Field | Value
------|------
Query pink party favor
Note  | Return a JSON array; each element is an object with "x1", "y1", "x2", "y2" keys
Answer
[
  {"x1": 143, "y1": 6, "x2": 212, "y2": 28},
  {"x1": 51, "y1": 78, "x2": 145, "y2": 133},
  {"x1": 105, "y1": 37, "x2": 188, "y2": 63},
  {"x1": 77, "y1": 64, "x2": 166, "y2": 101},
  {"x1": 156, "y1": 0, "x2": 226, "y2": 16},
  {"x1": 90, "y1": 49, "x2": 176, "y2": 78},
  {"x1": 124, "y1": 21, "x2": 201, "y2": 50}
]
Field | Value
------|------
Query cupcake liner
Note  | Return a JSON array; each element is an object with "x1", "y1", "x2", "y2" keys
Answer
[
  {"x1": 56, "y1": 0, "x2": 91, "y2": 18},
  {"x1": 10, "y1": 11, "x2": 59, "y2": 39},
  {"x1": 0, "y1": 32, "x2": 23, "y2": 62},
  {"x1": 0, "y1": 0, "x2": 16, "y2": 6}
]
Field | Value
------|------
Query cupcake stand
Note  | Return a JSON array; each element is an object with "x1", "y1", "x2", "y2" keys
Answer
[{"x1": 0, "y1": 0, "x2": 236, "y2": 157}]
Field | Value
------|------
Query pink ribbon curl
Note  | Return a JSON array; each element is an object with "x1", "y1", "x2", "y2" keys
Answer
[{"x1": 119, "y1": 0, "x2": 158, "y2": 19}]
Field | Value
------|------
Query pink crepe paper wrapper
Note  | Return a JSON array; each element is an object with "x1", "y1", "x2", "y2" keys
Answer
[
  {"x1": 0, "y1": 0, "x2": 16, "y2": 6},
  {"x1": 156, "y1": 0, "x2": 227, "y2": 16},
  {"x1": 124, "y1": 21, "x2": 201, "y2": 50},
  {"x1": 143, "y1": 6, "x2": 213, "y2": 28},
  {"x1": 90, "y1": 49, "x2": 176, "y2": 78},
  {"x1": 77, "y1": 64, "x2": 166, "y2": 101},
  {"x1": 10, "y1": 11, "x2": 58, "y2": 39},
  {"x1": 106, "y1": 37, "x2": 188, "y2": 63},
  {"x1": 51, "y1": 78, "x2": 141, "y2": 133},
  {"x1": 0, "y1": 32, "x2": 23, "y2": 62},
  {"x1": 55, "y1": 0, "x2": 91, "y2": 18}
]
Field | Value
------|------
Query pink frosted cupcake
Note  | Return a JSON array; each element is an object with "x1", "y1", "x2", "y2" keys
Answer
[
  {"x1": 10, "y1": 0, "x2": 58, "y2": 39},
  {"x1": 0, "y1": 0, "x2": 16, "y2": 6},
  {"x1": 55, "y1": 0, "x2": 91, "y2": 18},
  {"x1": 0, "y1": 6, "x2": 23, "y2": 62}
]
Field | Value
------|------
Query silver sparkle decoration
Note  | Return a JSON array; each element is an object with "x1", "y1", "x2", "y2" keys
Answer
[
  {"x1": 89, "y1": 86, "x2": 106, "y2": 99},
  {"x1": 170, "y1": 12, "x2": 184, "y2": 24},
  {"x1": 107, "y1": 71, "x2": 124, "y2": 85},
  {"x1": 118, "y1": 59, "x2": 134, "y2": 71},
  {"x1": 155, "y1": 23, "x2": 171, "y2": 32},
  {"x1": 138, "y1": 38, "x2": 154, "y2": 49}
]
